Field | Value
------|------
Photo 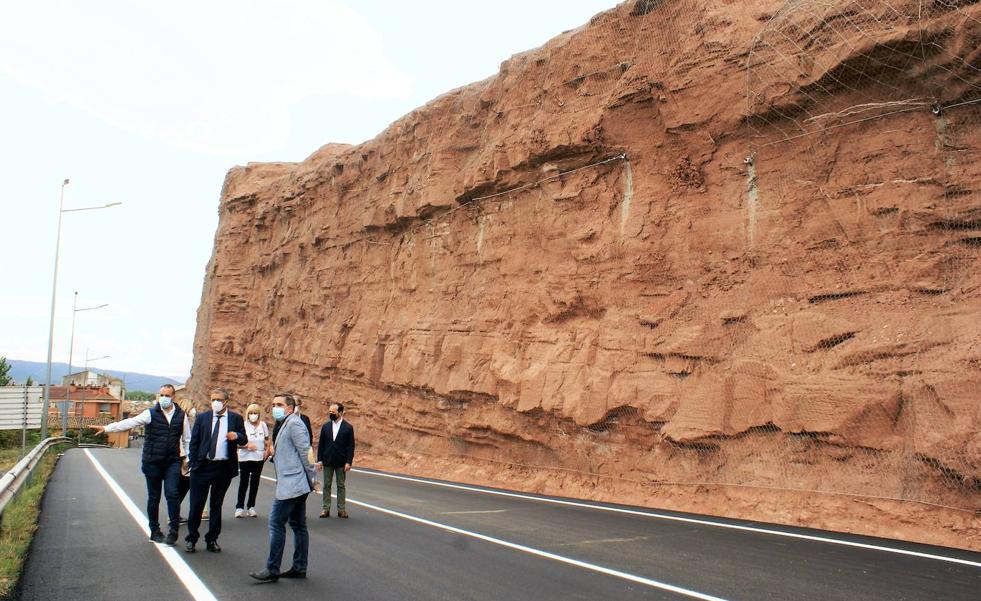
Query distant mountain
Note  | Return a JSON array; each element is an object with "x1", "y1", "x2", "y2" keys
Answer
[{"x1": 5, "y1": 359, "x2": 185, "y2": 393}]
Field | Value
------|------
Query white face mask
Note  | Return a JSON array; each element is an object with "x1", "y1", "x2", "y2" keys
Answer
[
  {"x1": 211, "y1": 400, "x2": 225, "y2": 413},
  {"x1": 248, "y1": 413, "x2": 259, "y2": 422}
]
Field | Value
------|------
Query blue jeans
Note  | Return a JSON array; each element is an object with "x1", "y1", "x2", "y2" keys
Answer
[
  {"x1": 266, "y1": 493, "x2": 309, "y2": 574},
  {"x1": 142, "y1": 459, "x2": 181, "y2": 533}
]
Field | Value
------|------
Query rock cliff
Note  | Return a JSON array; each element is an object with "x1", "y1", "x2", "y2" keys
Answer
[{"x1": 190, "y1": 0, "x2": 981, "y2": 549}]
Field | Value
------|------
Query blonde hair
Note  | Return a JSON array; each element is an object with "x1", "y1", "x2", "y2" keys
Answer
[{"x1": 246, "y1": 403, "x2": 261, "y2": 416}]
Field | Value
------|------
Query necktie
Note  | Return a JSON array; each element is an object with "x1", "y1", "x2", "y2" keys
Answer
[{"x1": 209, "y1": 414, "x2": 223, "y2": 460}]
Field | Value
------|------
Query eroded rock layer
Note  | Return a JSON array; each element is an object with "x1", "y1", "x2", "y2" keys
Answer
[{"x1": 190, "y1": 0, "x2": 981, "y2": 549}]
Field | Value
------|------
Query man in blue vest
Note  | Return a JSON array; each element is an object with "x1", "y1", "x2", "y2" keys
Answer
[
  {"x1": 93, "y1": 383, "x2": 190, "y2": 546},
  {"x1": 184, "y1": 387, "x2": 248, "y2": 553}
]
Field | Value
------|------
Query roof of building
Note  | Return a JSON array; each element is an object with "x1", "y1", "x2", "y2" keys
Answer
[
  {"x1": 47, "y1": 386, "x2": 122, "y2": 402},
  {"x1": 64, "y1": 370, "x2": 124, "y2": 384}
]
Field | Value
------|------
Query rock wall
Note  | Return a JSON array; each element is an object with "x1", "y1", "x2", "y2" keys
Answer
[{"x1": 190, "y1": 0, "x2": 981, "y2": 550}]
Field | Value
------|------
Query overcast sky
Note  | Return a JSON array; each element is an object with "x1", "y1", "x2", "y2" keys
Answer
[{"x1": 0, "y1": 0, "x2": 617, "y2": 380}]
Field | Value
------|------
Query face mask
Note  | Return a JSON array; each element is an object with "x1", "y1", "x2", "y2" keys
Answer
[
  {"x1": 272, "y1": 407, "x2": 286, "y2": 421},
  {"x1": 248, "y1": 413, "x2": 259, "y2": 422},
  {"x1": 159, "y1": 396, "x2": 173, "y2": 409},
  {"x1": 329, "y1": 412, "x2": 338, "y2": 421},
  {"x1": 211, "y1": 400, "x2": 225, "y2": 413}
]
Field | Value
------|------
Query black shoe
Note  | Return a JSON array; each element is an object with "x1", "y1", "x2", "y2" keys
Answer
[
  {"x1": 185, "y1": 541, "x2": 196, "y2": 553},
  {"x1": 164, "y1": 531, "x2": 179, "y2": 546},
  {"x1": 279, "y1": 568, "x2": 306, "y2": 579},
  {"x1": 249, "y1": 569, "x2": 279, "y2": 583},
  {"x1": 149, "y1": 530, "x2": 165, "y2": 543},
  {"x1": 206, "y1": 541, "x2": 221, "y2": 553}
]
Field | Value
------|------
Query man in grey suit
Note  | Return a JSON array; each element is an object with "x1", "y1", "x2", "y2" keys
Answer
[{"x1": 249, "y1": 393, "x2": 318, "y2": 582}]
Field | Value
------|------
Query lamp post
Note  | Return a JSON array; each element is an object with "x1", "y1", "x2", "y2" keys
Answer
[
  {"x1": 40, "y1": 179, "x2": 121, "y2": 438},
  {"x1": 84, "y1": 351, "x2": 110, "y2": 371},
  {"x1": 64, "y1": 293, "x2": 109, "y2": 434}
]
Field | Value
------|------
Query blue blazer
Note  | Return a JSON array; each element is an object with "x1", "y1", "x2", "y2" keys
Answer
[
  {"x1": 273, "y1": 413, "x2": 317, "y2": 500},
  {"x1": 188, "y1": 410, "x2": 248, "y2": 476}
]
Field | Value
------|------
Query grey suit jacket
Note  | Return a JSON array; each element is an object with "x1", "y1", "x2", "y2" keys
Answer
[{"x1": 273, "y1": 413, "x2": 317, "y2": 500}]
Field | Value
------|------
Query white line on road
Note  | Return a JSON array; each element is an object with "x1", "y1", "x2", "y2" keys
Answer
[
  {"x1": 85, "y1": 449, "x2": 219, "y2": 601},
  {"x1": 351, "y1": 469, "x2": 981, "y2": 569},
  {"x1": 261, "y1": 476, "x2": 731, "y2": 601}
]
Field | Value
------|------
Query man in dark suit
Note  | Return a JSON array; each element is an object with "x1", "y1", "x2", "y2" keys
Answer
[
  {"x1": 316, "y1": 402, "x2": 355, "y2": 518},
  {"x1": 185, "y1": 388, "x2": 247, "y2": 553}
]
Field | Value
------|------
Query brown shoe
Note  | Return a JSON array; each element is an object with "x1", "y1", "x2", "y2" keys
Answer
[
  {"x1": 338, "y1": 510, "x2": 349, "y2": 519},
  {"x1": 319, "y1": 510, "x2": 330, "y2": 518}
]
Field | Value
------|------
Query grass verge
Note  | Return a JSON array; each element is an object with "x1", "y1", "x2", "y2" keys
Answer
[
  {"x1": 0, "y1": 444, "x2": 68, "y2": 599},
  {"x1": 0, "y1": 450, "x2": 23, "y2": 476}
]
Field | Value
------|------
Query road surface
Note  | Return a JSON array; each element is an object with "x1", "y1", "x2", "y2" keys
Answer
[{"x1": 19, "y1": 447, "x2": 981, "y2": 600}]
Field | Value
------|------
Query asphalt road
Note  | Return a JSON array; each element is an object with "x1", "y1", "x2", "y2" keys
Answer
[{"x1": 19, "y1": 448, "x2": 981, "y2": 601}]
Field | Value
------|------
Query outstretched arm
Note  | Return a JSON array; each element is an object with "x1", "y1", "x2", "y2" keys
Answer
[{"x1": 91, "y1": 409, "x2": 151, "y2": 435}]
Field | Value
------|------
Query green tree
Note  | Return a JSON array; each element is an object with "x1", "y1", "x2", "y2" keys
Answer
[
  {"x1": 25, "y1": 376, "x2": 34, "y2": 386},
  {"x1": 0, "y1": 357, "x2": 11, "y2": 387}
]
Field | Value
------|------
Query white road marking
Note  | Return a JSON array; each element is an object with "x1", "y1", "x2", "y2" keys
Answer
[
  {"x1": 351, "y1": 469, "x2": 981, "y2": 569},
  {"x1": 84, "y1": 450, "x2": 219, "y2": 601},
  {"x1": 261, "y1": 476, "x2": 731, "y2": 601},
  {"x1": 440, "y1": 509, "x2": 509, "y2": 515}
]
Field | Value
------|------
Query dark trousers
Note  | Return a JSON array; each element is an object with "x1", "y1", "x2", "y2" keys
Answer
[
  {"x1": 178, "y1": 474, "x2": 191, "y2": 504},
  {"x1": 142, "y1": 459, "x2": 181, "y2": 534},
  {"x1": 186, "y1": 460, "x2": 233, "y2": 543},
  {"x1": 266, "y1": 493, "x2": 309, "y2": 574},
  {"x1": 236, "y1": 461, "x2": 264, "y2": 509},
  {"x1": 322, "y1": 465, "x2": 347, "y2": 511}
]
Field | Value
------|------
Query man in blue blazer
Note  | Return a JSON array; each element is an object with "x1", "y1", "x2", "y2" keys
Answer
[
  {"x1": 250, "y1": 392, "x2": 318, "y2": 582},
  {"x1": 185, "y1": 388, "x2": 247, "y2": 553}
]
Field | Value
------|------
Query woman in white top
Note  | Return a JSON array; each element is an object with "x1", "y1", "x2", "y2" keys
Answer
[{"x1": 235, "y1": 403, "x2": 271, "y2": 518}]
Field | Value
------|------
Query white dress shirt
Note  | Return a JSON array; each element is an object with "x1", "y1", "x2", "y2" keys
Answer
[
  {"x1": 331, "y1": 417, "x2": 343, "y2": 441},
  {"x1": 105, "y1": 405, "x2": 190, "y2": 457},
  {"x1": 209, "y1": 410, "x2": 231, "y2": 460}
]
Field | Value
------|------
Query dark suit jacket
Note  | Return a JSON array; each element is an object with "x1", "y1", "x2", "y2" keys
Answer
[
  {"x1": 188, "y1": 410, "x2": 247, "y2": 476},
  {"x1": 317, "y1": 419, "x2": 355, "y2": 468}
]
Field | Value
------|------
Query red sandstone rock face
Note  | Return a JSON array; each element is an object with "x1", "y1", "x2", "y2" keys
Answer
[{"x1": 190, "y1": 0, "x2": 981, "y2": 549}]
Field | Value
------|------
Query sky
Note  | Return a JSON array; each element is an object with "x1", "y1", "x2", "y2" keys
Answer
[{"x1": 0, "y1": 0, "x2": 618, "y2": 381}]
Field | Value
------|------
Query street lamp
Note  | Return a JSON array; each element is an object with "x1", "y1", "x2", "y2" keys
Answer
[
  {"x1": 63, "y1": 292, "x2": 109, "y2": 433},
  {"x1": 40, "y1": 179, "x2": 122, "y2": 438},
  {"x1": 84, "y1": 351, "x2": 110, "y2": 370}
]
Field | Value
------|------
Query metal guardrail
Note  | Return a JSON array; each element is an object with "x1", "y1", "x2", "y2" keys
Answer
[{"x1": 0, "y1": 437, "x2": 72, "y2": 517}]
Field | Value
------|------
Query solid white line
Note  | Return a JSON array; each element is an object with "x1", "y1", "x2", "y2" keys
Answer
[
  {"x1": 84, "y1": 450, "x2": 219, "y2": 601},
  {"x1": 351, "y1": 469, "x2": 981, "y2": 569},
  {"x1": 260, "y1": 476, "x2": 730, "y2": 601}
]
